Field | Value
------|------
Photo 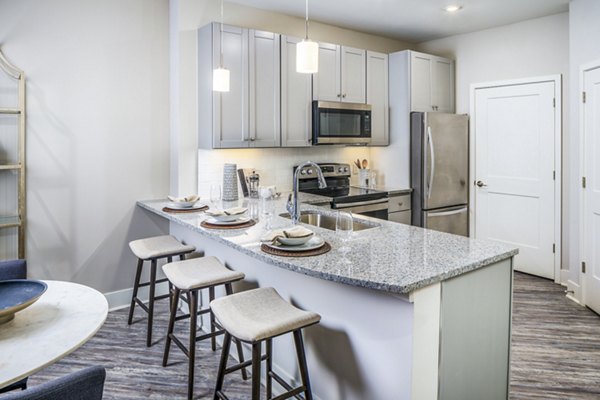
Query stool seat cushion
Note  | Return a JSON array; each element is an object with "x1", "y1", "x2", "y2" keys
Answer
[
  {"x1": 162, "y1": 256, "x2": 244, "y2": 290},
  {"x1": 129, "y1": 235, "x2": 194, "y2": 260},
  {"x1": 210, "y1": 287, "x2": 321, "y2": 343}
]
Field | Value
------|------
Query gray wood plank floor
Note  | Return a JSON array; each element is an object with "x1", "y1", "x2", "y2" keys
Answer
[{"x1": 19, "y1": 272, "x2": 600, "y2": 399}]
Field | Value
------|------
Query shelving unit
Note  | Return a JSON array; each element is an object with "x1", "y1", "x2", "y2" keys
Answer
[{"x1": 0, "y1": 49, "x2": 26, "y2": 260}]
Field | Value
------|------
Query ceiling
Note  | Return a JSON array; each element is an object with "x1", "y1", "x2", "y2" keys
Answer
[{"x1": 227, "y1": 0, "x2": 570, "y2": 43}]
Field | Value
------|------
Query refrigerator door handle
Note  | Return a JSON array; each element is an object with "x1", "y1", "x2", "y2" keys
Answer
[
  {"x1": 427, "y1": 126, "x2": 435, "y2": 199},
  {"x1": 427, "y1": 206, "x2": 468, "y2": 217}
]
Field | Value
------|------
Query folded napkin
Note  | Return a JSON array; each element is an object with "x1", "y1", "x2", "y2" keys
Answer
[
  {"x1": 206, "y1": 207, "x2": 247, "y2": 217},
  {"x1": 261, "y1": 226, "x2": 314, "y2": 243},
  {"x1": 168, "y1": 194, "x2": 200, "y2": 203}
]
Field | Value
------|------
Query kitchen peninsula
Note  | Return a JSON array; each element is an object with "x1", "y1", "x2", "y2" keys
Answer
[{"x1": 138, "y1": 196, "x2": 517, "y2": 400}]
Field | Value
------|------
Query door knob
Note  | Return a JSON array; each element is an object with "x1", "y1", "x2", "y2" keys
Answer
[{"x1": 475, "y1": 180, "x2": 487, "y2": 187}]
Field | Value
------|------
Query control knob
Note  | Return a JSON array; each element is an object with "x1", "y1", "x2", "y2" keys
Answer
[
  {"x1": 307, "y1": 169, "x2": 313, "y2": 175},
  {"x1": 300, "y1": 169, "x2": 306, "y2": 175}
]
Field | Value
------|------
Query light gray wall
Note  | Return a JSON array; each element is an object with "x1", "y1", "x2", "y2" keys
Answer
[
  {"x1": 416, "y1": 13, "x2": 570, "y2": 272},
  {"x1": 567, "y1": 0, "x2": 600, "y2": 297},
  {"x1": 0, "y1": 0, "x2": 170, "y2": 293}
]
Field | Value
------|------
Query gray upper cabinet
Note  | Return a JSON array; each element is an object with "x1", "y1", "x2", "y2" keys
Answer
[
  {"x1": 281, "y1": 36, "x2": 312, "y2": 147},
  {"x1": 313, "y1": 43, "x2": 366, "y2": 103},
  {"x1": 366, "y1": 50, "x2": 389, "y2": 146},
  {"x1": 410, "y1": 50, "x2": 455, "y2": 113},
  {"x1": 198, "y1": 23, "x2": 280, "y2": 149}
]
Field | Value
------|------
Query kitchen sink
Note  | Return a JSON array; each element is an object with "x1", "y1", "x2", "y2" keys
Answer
[{"x1": 279, "y1": 211, "x2": 379, "y2": 231}]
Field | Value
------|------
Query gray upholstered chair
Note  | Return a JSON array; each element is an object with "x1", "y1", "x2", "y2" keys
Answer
[
  {"x1": 0, "y1": 259, "x2": 28, "y2": 394},
  {"x1": 1, "y1": 366, "x2": 106, "y2": 400}
]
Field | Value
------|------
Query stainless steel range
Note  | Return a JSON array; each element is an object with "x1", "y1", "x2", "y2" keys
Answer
[{"x1": 294, "y1": 163, "x2": 389, "y2": 220}]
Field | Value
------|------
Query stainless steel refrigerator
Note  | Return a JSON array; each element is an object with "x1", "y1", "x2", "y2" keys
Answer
[{"x1": 410, "y1": 112, "x2": 469, "y2": 236}]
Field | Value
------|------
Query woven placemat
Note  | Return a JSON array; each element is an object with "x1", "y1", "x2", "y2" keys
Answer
[
  {"x1": 200, "y1": 219, "x2": 257, "y2": 230},
  {"x1": 162, "y1": 205, "x2": 209, "y2": 213},
  {"x1": 261, "y1": 242, "x2": 331, "y2": 257}
]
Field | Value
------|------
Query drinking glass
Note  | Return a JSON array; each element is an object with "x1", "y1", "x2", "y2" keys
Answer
[
  {"x1": 210, "y1": 184, "x2": 221, "y2": 206},
  {"x1": 336, "y1": 211, "x2": 353, "y2": 253}
]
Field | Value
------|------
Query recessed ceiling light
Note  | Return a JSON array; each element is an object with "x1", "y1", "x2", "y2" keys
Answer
[{"x1": 444, "y1": 5, "x2": 462, "y2": 12}]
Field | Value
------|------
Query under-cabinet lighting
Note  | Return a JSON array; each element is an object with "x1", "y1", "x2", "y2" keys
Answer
[{"x1": 443, "y1": 5, "x2": 462, "y2": 12}]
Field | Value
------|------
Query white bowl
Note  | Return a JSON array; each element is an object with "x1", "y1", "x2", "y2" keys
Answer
[
  {"x1": 167, "y1": 200, "x2": 198, "y2": 209},
  {"x1": 278, "y1": 233, "x2": 314, "y2": 246},
  {"x1": 211, "y1": 213, "x2": 243, "y2": 222}
]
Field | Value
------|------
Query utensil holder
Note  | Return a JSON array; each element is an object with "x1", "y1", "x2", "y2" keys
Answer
[
  {"x1": 359, "y1": 169, "x2": 370, "y2": 187},
  {"x1": 222, "y1": 163, "x2": 239, "y2": 201}
]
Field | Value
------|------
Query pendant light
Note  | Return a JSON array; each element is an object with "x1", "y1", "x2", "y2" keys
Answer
[
  {"x1": 213, "y1": 0, "x2": 230, "y2": 92},
  {"x1": 296, "y1": 0, "x2": 318, "y2": 74}
]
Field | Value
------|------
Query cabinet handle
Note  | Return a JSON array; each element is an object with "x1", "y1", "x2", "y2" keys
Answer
[
  {"x1": 337, "y1": 94, "x2": 341, "y2": 98},
  {"x1": 250, "y1": 137, "x2": 255, "y2": 141},
  {"x1": 342, "y1": 94, "x2": 347, "y2": 98}
]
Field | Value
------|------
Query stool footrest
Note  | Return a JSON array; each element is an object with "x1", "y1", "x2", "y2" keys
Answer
[
  {"x1": 196, "y1": 329, "x2": 224, "y2": 343},
  {"x1": 134, "y1": 299, "x2": 150, "y2": 314},
  {"x1": 154, "y1": 293, "x2": 170, "y2": 301},
  {"x1": 138, "y1": 277, "x2": 169, "y2": 288},
  {"x1": 225, "y1": 354, "x2": 268, "y2": 375},
  {"x1": 215, "y1": 391, "x2": 230, "y2": 400},
  {"x1": 170, "y1": 335, "x2": 190, "y2": 358},
  {"x1": 269, "y1": 371, "x2": 306, "y2": 400}
]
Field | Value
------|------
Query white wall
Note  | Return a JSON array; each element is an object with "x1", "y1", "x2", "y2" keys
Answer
[
  {"x1": 416, "y1": 13, "x2": 570, "y2": 271},
  {"x1": 567, "y1": 0, "x2": 600, "y2": 299},
  {"x1": 170, "y1": 0, "x2": 413, "y2": 196},
  {"x1": 0, "y1": 0, "x2": 171, "y2": 293}
]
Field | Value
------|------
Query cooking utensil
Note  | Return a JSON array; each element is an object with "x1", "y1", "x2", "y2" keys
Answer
[
  {"x1": 354, "y1": 159, "x2": 362, "y2": 169},
  {"x1": 362, "y1": 159, "x2": 368, "y2": 169}
]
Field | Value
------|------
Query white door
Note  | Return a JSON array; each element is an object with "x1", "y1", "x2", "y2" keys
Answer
[
  {"x1": 341, "y1": 46, "x2": 366, "y2": 103},
  {"x1": 583, "y1": 66, "x2": 600, "y2": 314},
  {"x1": 312, "y1": 42, "x2": 340, "y2": 102},
  {"x1": 474, "y1": 81, "x2": 556, "y2": 279},
  {"x1": 366, "y1": 50, "x2": 389, "y2": 146}
]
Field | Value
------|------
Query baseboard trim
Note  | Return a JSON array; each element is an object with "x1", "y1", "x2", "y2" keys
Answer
[{"x1": 104, "y1": 282, "x2": 170, "y2": 311}]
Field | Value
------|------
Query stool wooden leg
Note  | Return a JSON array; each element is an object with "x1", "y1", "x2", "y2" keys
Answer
[
  {"x1": 225, "y1": 283, "x2": 248, "y2": 380},
  {"x1": 213, "y1": 332, "x2": 232, "y2": 400},
  {"x1": 209, "y1": 286, "x2": 216, "y2": 351},
  {"x1": 127, "y1": 258, "x2": 143, "y2": 325},
  {"x1": 293, "y1": 330, "x2": 313, "y2": 400},
  {"x1": 251, "y1": 342, "x2": 262, "y2": 400},
  {"x1": 163, "y1": 288, "x2": 180, "y2": 367},
  {"x1": 188, "y1": 289, "x2": 198, "y2": 400},
  {"x1": 266, "y1": 338, "x2": 273, "y2": 399},
  {"x1": 146, "y1": 259, "x2": 157, "y2": 347},
  {"x1": 179, "y1": 254, "x2": 186, "y2": 261}
]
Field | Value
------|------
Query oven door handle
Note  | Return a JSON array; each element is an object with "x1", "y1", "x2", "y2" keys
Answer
[{"x1": 334, "y1": 199, "x2": 389, "y2": 209}]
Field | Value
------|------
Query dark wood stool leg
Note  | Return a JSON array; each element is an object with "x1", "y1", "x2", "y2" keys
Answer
[
  {"x1": 163, "y1": 288, "x2": 181, "y2": 367},
  {"x1": 209, "y1": 286, "x2": 216, "y2": 351},
  {"x1": 225, "y1": 283, "x2": 248, "y2": 380},
  {"x1": 179, "y1": 254, "x2": 186, "y2": 261},
  {"x1": 188, "y1": 289, "x2": 198, "y2": 400},
  {"x1": 127, "y1": 258, "x2": 143, "y2": 325},
  {"x1": 146, "y1": 259, "x2": 158, "y2": 347},
  {"x1": 213, "y1": 332, "x2": 232, "y2": 400},
  {"x1": 251, "y1": 341, "x2": 262, "y2": 400},
  {"x1": 266, "y1": 338, "x2": 273, "y2": 399},
  {"x1": 293, "y1": 330, "x2": 313, "y2": 400}
]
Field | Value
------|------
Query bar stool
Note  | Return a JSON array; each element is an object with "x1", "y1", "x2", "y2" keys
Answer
[
  {"x1": 128, "y1": 235, "x2": 195, "y2": 346},
  {"x1": 211, "y1": 287, "x2": 321, "y2": 400},
  {"x1": 162, "y1": 256, "x2": 248, "y2": 400}
]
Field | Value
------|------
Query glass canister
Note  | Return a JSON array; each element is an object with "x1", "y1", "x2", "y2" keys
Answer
[{"x1": 247, "y1": 170, "x2": 260, "y2": 198}]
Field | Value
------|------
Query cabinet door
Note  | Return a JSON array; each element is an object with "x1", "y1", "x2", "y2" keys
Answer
[
  {"x1": 213, "y1": 23, "x2": 249, "y2": 148},
  {"x1": 341, "y1": 46, "x2": 366, "y2": 103},
  {"x1": 281, "y1": 36, "x2": 312, "y2": 147},
  {"x1": 389, "y1": 210, "x2": 411, "y2": 225},
  {"x1": 366, "y1": 51, "x2": 389, "y2": 146},
  {"x1": 410, "y1": 51, "x2": 433, "y2": 112},
  {"x1": 312, "y1": 42, "x2": 340, "y2": 101},
  {"x1": 248, "y1": 30, "x2": 280, "y2": 147},
  {"x1": 432, "y1": 56, "x2": 455, "y2": 113}
]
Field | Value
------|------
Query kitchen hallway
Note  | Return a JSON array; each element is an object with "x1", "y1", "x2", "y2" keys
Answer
[{"x1": 24, "y1": 272, "x2": 600, "y2": 400}]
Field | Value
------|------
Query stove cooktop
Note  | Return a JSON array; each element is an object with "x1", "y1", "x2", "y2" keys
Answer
[{"x1": 300, "y1": 186, "x2": 387, "y2": 204}]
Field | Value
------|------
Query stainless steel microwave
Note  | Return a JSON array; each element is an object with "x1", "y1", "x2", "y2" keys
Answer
[{"x1": 312, "y1": 101, "x2": 372, "y2": 145}]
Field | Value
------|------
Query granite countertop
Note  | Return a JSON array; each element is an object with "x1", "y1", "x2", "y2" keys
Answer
[{"x1": 137, "y1": 194, "x2": 517, "y2": 295}]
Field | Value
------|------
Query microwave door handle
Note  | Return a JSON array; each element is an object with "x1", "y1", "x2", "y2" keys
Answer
[{"x1": 427, "y1": 126, "x2": 435, "y2": 199}]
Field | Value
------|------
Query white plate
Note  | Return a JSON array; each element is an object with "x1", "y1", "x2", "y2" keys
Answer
[
  {"x1": 205, "y1": 216, "x2": 251, "y2": 226},
  {"x1": 167, "y1": 201, "x2": 198, "y2": 209},
  {"x1": 277, "y1": 234, "x2": 314, "y2": 246},
  {"x1": 266, "y1": 236, "x2": 325, "y2": 252},
  {"x1": 209, "y1": 213, "x2": 246, "y2": 222}
]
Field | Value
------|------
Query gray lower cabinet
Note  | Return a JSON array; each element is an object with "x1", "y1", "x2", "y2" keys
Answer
[{"x1": 388, "y1": 193, "x2": 411, "y2": 224}]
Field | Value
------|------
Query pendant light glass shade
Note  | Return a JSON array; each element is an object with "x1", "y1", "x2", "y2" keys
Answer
[
  {"x1": 296, "y1": 39, "x2": 318, "y2": 74},
  {"x1": 213, "y1": 67, "x2": 230, "y2": 92}
]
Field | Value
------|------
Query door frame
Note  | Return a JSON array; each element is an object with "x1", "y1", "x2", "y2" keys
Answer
[
  {"x1": 579, "y1": 60, "x2": 600, "y2": 307},
  {"x1": 469, "y1": 75, "x2": 563, "y2": 283}
]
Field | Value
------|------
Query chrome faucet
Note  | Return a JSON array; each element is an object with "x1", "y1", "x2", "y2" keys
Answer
[{"x1": 287, "y1": 161, "x2": 327, "y2": 225}]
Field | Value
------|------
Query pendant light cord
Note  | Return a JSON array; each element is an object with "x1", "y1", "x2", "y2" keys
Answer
[
  {"x1": 304, "y1": 0, "x2": 309, "y2": 40},
  {"x1": 220, "y1": 0, "x2": 224, "y2": 67}
]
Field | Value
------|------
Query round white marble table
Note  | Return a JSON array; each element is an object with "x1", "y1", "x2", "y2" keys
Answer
[{"x1": 0, "y1": 280, "x2": 108, "y2": 389}]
